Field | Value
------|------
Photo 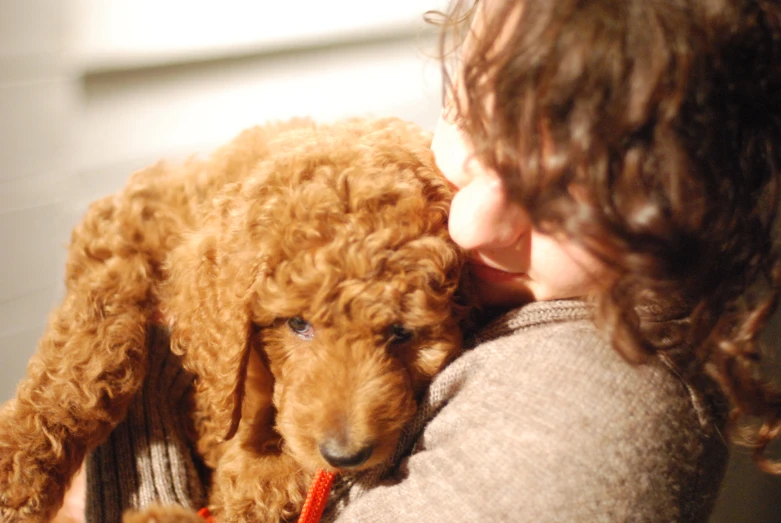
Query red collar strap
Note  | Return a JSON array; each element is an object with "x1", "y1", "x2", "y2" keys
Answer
[{"x1": 298, "y1": 469, "x2": 337, "y2": 523}]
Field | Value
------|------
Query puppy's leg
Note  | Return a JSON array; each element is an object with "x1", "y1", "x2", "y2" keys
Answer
[
  {"x1": 211, "y1": 439, "x2": 312, "y2": 523},
  {"x1": 0, "y1": 196, "x2": 158, "y2": 522}
]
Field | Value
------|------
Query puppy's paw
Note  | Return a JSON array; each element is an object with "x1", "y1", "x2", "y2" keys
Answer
[{"x1": 213, "y1": 458, "x2": 312, "y2": 523}]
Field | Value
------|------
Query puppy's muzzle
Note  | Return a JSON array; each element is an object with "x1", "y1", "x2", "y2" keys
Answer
[{"x1": 319, "y1": 437, "x2": 374, "y2": 469}]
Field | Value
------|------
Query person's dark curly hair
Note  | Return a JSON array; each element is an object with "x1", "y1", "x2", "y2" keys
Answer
[{"x1": 431, "y1": 0, "x2": 781, "y2": 472}]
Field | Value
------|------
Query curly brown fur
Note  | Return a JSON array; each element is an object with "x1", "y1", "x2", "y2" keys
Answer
[{"x1": 0, "y1": 117, "x2": 467, "y2": 522}]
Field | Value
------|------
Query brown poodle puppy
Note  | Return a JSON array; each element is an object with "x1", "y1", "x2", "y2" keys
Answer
[{"x1": 0, "y1": 117, "x2": 468, "y2": 522}]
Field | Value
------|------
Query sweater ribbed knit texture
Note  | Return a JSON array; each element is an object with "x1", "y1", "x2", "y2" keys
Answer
[{"x1": 85, "y1": 325, "x2": 206, "y2": 522}]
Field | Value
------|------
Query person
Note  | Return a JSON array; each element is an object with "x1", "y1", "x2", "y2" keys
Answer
[
  {"x1": 321, "y1": 0, "x2": 781, "y2": 521},
  {"x1": 70, "y1": 0, "x2": 781, "y2": 520}
]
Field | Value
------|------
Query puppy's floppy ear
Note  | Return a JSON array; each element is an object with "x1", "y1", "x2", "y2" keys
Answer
[
  {"x1": 224, "y1": 331, "x2": 253, "y2": 440},
  {"x1": 163, "y1": 182, "x2": 267, "y2": 443}
]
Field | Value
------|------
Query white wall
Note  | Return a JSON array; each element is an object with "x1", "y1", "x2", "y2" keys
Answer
[
  {"x1": 0, "y1": 0, "x2": 79, "y2": 406},
  {"x1": 0, "y1": 1, "x2": 779, "y2": 521}
]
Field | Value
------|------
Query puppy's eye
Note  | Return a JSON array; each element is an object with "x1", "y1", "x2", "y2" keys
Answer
[
  {"x1": 388, "y1": 324, "x2": 414, "y2": 345},
  {"x1": 287, "y1": 316, "x2": 314, "y2": 340}
]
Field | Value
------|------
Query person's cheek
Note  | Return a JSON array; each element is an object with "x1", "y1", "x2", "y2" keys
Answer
[{"x1": 448, "y1": 177, "x2": 525, "y2": 250}]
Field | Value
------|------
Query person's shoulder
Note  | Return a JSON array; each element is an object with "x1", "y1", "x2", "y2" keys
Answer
[
  {"x1": 428, "y1": 299, "x2": 726, "y2": 463},
  {"x1": 456, "y1": 301, "x2": 697, "y2": 411},
  {"x1": 420, "y1": 300, "x2": 612, "y2": 440},
  {"x1": 417, "y1": 300, "x2": 727, "y2": 520},
  {"x1": 447, "y1": 300, "x2": 608, "y2": 390}
]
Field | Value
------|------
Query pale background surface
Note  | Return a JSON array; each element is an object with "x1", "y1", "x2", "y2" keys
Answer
[{"x1": 0, "y1": 1, "x2": 778, "y2": 521}]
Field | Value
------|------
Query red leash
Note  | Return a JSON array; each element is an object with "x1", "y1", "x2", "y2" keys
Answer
[
  {"x1": 297, "y1": 469, "x2": 337, "y2": 523},
  {"x1": 198, "y1": 469, "x2": 336, "y2": 523}
]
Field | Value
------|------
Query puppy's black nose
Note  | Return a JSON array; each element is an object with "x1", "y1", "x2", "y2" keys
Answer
[{"x1": 319, "y1": 439, "x2": 374, "y2": 469}]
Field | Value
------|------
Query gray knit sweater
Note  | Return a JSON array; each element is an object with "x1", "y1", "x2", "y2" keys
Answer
[
  {"x1": 86, "y1": 326, "x2": 207, "y2": 522},
  {"x1": 86, "y1": 300, "x2": 728, "y2": 522}
]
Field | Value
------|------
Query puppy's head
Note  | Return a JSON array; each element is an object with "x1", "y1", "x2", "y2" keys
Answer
[
  {"x1": 254, "y1": 241, "x2": 464, "y2": 471},
  {"x1": 167, "y1": 118, "x2": 468, "y2": 470}
]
